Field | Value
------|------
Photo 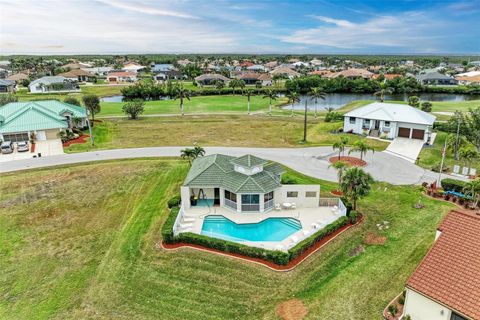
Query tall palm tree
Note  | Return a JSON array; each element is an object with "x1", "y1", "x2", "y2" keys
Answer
[
  {"x1": 459, "y1": 146, "x2": 479, "y2": 173},
  {"x1": 180, "y1": 148, "x2": 195, "y2": 164},
  {"x1": 332, "y1": 137, "x2": 349, "y2": 160},
  {"x1": 192, "y1": 145, "x2": 206, "y2": 158},
  {"x1": 238, "y1": 79, "x2": 246, "y2": 94},
  {"x1": 286, "y1": 91, "x2": 300, "y2": 117},
  {"x1": 329, "y1": 161, "x2": 348, "y2": 187},
  {"x1": 348, "y1": 140, "x2": 375, "y2": 160},
  {"x1": 228, "y1": 79, "x2": 240, "y2": 95},
  {"x1": 243, "y1": 89, "x2": 254, "y2": 114},
  {"x1": 173, "y1": 84, "x2": 191, "y2": 116},
  {"x1": 309, "y1": 87, "x2": 326, "y2": 118},
  {"x1": 463, "y1": 178, "x2": 480, "y2": 208},
  {"x1": 263, "y1": 89, "x2": 278, "y2": 116},
  {"x1": 374, "y1": 80, "x2": 393, "y2": 102},
  {"x1": 340, "y1": 167, "x2": 374, "y2": 210}
]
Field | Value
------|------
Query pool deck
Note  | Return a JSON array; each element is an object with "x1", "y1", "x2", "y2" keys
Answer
[{"x1": 177, "y1": 205, "x2": 345, "y2": 251}]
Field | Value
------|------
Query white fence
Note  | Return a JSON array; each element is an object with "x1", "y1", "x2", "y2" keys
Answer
[
  {"x1": 319, "y1": 198, "x2": 347, "y2": 216},
  {"x1": 173, "y1": 206, "x2": 185, "y2": 236}
]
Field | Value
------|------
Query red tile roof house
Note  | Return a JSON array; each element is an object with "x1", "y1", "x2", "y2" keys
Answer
[
  {"x1": 106, "y1": 71, "x2": 137, "y2": 84},
  {"x1": 403, "y1": 210, "x2": 480, "y2": 320}
]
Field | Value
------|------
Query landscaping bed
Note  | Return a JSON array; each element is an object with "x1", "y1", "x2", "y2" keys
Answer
[
  {"x1": 62, "y1": 134, "x2": 90, "y2": 147},
  {"x1": 329, "y1": 156, "x2": 367, "y2": 167},
  {"x1": 383, "y1": 291, "x2": 405, "y2": 320}
]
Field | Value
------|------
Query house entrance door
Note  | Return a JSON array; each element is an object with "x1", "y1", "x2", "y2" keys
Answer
[
  {"x1": 214, "y1": 188, "x2": 220, "y2": 206},
  {"x1": 374, "y1": 120, "x2": 380, "y2": 130}
]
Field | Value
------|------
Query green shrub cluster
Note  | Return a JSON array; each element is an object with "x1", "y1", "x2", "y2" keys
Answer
[
  {"x1": 441, "y1": 178, "x2": 466, "y2": 193},
  {"x1": 348, "y1": 210, "x2": 361, "y2": 224},
  {"x1": 167, "y1": 195, "x2": 181, "y2": 209},
  {"x1": 281, "y1": 175, "x2": 299, "y2": 184},
  {"x1": 161, "y1": 207, "x2": 351, "y2": 266},
  {"x1": 324, "y1": 111, "x2": 344, "y2": 122}
]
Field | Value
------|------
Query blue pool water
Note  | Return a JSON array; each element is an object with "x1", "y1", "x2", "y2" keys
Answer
[
  {"x1": 196, "y1": 199, "x2": 214, "y2": 207},
  {"x1": 201, "y1": 215, "x2": 302, "y2": 242}
]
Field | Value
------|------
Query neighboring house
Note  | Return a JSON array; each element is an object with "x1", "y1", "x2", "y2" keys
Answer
[
  {"x1": 122, "y1": 62, "x2": 145, "y2": 72},
  {"x1": 416, "y1": 71, "x2": 458, "y2": 85},
  {"x1": 151, "y1": 63, "x2": 174, "y2": 73},
  {"x1": 258, "y1": 74, "x2": 272, "y2": 86},
  {"x1": 309, "y1": 70, "x2": 334, "y2": 77},
  {"x1": 238, "y1": 72, "x2": 262, "y2": 85},
  {"x1": 6, "y1": 72, "x2": 29, "y2": 83},
  {"x1": 194, "y1": 73, "x2": 230, "y2": 86},
  {"x1": 372, "y1": 73, "x2": 402, "y2": 80},
  {"x1": 153, "y1": 70, "x2": 185, "y2": 81},
  {"x1": 81, "y1": 67, "x2": 113, "y2": 76},
  {"x1": 177, "y1": 59, "x2": 192, "y2": 66},
  {"x1": 0, "y1": 100, "x2": 87, "y2": 142},
  {"x1": 264, "y1": 61, "x2": 278, "y2": 70},
  {"x1": 0, "y1": 79, "x2": 15, "y2": 93},
  {"x1": 246, "y1": 65, "x2": 267, "y2": 72},
  {"x1": 61, "y1": 62, "x2": 91, "y2": 69},
  {"x1": 326, "y1": 68, "x2": 373, "y2": 79},
  {"x1": 270, "y1": 67, "x2": 300, "y2": 79},
  {"x1": 106, "y1": 71, "x2": 137, "y2": 84},
  {"x1": 455, "y1": 76, "x2": 480, "y2": 85},
  {"x1": 58, "y1": 69, "x2": 92, "y2": 82},
  {"x1": 343, "y1": 102, "x2": 436, "y2": 142},
  {"x1": 310, "y1": 58, "x2": 324, "y2": 66},
  {"x1": 403, "y1": 210, "x2": 480, "y2": 320},
  {"x1": 28, "y1": 76, "x2": 79, "y2": 93}
]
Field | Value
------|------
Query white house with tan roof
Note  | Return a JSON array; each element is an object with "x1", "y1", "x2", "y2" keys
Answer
[{"x1": 343, "y1": 102, "x2": 436, "y2": 142}]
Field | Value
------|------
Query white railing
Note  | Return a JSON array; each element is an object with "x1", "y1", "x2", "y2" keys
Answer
[
  {"x1": 319, "y1": 198, "x2": 347, "y2": 216},
  {"x1": 224, "y1": 198, "x2": 237, "y2": 210},
  {"x1": 264, "y1": 199, "x2": 274, "y2": 210},
  {"x1": 173, "y1": 206, "x2": 185, "y2": 236}
]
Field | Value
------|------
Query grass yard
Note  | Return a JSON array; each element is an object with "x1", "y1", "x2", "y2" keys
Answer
[
  {"x1": 14, "y1": 84, "x2": 129, "y2": 101},
  {"x1": 98, "y1": 95, "x2": 288, "y2": 116},
  {"x1": 65, "y1": 115, "x2": 388, "y2": 153},
  {"x1": 0, "y1": 159, "x2": 454, "y2": 319}
]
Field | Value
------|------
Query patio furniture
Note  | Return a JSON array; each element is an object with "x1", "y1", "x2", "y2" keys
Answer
[
  {"x1": 302, "y1": 229, "x2": 310, "y2": 236},
  {"x1": 312, "y1": 223, "x2": 320, "y2": 229},
  {"x1": 183, "y1": 217, "x2": 195, "y2": 223},
  {"x1": 290, "y1": 235, "x2": 299, "y2": 244},
  {"x1": 453, "y1": 165, "x2": 460, "y2": 174},
  {"x1": 462, "y1": 167, "x2": 469, "y2": 175},
  {"x1": 274, "y1": 203, "x2": 282, "y2": 211},
  {"x1": 282, "y1": 202, "x2": 292, "y2": 209},
  {"x1": 275, "y1": 244, "x2": 285, "y2": 250},
  {"x1": 179, "y1": 222, "x2": 193, "y2": 229},
  {"x1": 291, "y1": 203, "x2": 297, "y2": 209},
  {"x1": 470, "y1": 168, "x2": 477, "y2": 176}
]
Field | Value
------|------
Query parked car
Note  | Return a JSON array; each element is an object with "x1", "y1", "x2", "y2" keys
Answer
[
  {"x1": 1, "y1": 141, "x2": 14, "y2": 154},
  {"x1": 17, "y1": 141, "x2": 29, "y2": 152}
]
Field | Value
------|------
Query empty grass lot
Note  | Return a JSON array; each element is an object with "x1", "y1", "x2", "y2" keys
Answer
[
  {"x1": 0, "y1": 159, "x2": 454, "y2": 319},
  {"x1": 65, "y1": 115, "x2": 389, "y2": 153}
]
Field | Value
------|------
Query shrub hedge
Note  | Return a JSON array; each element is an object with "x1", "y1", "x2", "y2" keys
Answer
[
  {"x1": 167, "y1": 195, "x2": 181, "y2": 209},
  {"x1": 441, "y1": 178, "x2": 466, "y2": 193},
  {"x1": 161, "y1": 206, "x2": 353, "y2": 266}
]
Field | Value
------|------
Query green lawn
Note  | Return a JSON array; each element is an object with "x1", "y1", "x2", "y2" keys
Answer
[
  {"x1": 14, "y1": 84, "x2": 129, "y2": 101},
  {"x1": 65, "y1": 115, "x2": 388, "y2": 153},
  {"x1": 98, "y1": 95, "x2": 288, "y2": 116},
  {"x1": 0, "y1": 159, "x2": 454, "y2": 319}
]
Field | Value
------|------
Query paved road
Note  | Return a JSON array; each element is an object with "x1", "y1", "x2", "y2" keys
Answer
[{"x1": 0, "y1": 146, "x2": 464, "y2": 185}]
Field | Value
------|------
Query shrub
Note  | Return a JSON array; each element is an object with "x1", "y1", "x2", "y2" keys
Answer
[
  {"x1": 281, "y1": 175, "x2": 299, "y2": 184},
  {"x1": 324, "y1": 111, "x2": 343, "y2": 122},
  {"x1": 388, "y1": 304, "x2": 398, "y2": 315},
  {"x1": 348, "y1": 210, "x2": 361, "y2": 224},
  {"x1": 441, "y1": 178, "x2": 466, "y2": 193},
  {"x1": 398, "y1": 294, "x2": 405, "y2": 305},
  {"x1": 161, "y1": 206, "x2": 180, "y2": 243},
  {"x1": 167, "y1": 195, "x2": 181, "y2": 209}
]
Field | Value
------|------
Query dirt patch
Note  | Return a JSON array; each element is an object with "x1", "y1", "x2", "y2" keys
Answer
[
  {"x1": 349, "y1": 244, "x2": 365, "y2": 257},
  {"x1": 329, "y1": 156, "x2": 366, "y2": 167},
  {"x1": 276, "y1": 299, "x2": 308, "y2": 320},
  {"x1": 364, "y1": 232, "x2": 387, "y2": 245},
  {"x1": 331, "y1": 190, "x2": 344, "y2": 196}
]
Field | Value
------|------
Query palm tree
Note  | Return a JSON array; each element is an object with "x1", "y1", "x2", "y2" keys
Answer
[
  {"x1": 180, "y1": 148, "x2": 195, "y2": 164},
  {"x1": 463, "y1": 178, "x2": 480, "y2": 208},
  {"x1": 228, "y1": 79, "x2": 240, "y2": 95},
  {"x1": 332, "y1": 137, "x2": 349, "y2": 160},
  {"x1": 459, "y1": 146, "x2": 479, "y2": 173},
  {"x1": 374, "y1": 80, "x2": 393, "y2": 102},
  {"x1": 329, "y1": 161, "x2": 348, "y2": 186},
  {"x1": 214, "y1": 80, "x2": 224, "y2": 94},
  {"x1": 192, "y1": 145, "x2": 205, "y2": 158},
  {"x1": 173, "y1": 84, "x2": 191, "y2": 116},
  {"x1": 238, "y1": 79, "x2": 246, "y2": 94},
  {"x1": 263, "y1": 89, "x2": 278, "y2": 115},
  {"x1": 340, "y1": 167, "x2": 374, "y2": 210},
  {"x1": 286, "y1": 91, "x2": 300, "y2": 117},
  {"x1": 243, "y1": 89, "x2": 254, "y2": 114},
  {"x1": 309, "y1": 87, "x2": 326, "y2": 118},
  {"x1": 349, "y1": 140, "x2": 375, "y2": 160}
]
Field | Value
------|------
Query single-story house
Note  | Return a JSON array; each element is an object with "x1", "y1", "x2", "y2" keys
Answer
[
  {"x1": 416, "y1": 71, "x2": 458, "y2": 85},
  {"x1": 343, "y1": 102, "x2": 436, "y2": 142},
  {"x1": 81, "y1": 67, "x2": 113, "y2": 76},
  {"x1": 270, "y1": 67, "x2": 300, "y2": 79},
  {"x1": 153, "y1": 70, "x2": 185, "y2": 81},
  {"x1": 372, "y1": 73, "x2": 402, "y2": 80},
  {"x1": 326, "y1": 68, "x2": 373, "y2": 79},
  {"x1": 194, "y1": 73, "x2": 230, "y2": 86},
  {"x1": 0, "y1": 79, "x2": 15, "y2": 93},
  {"x1": 403, "y1": 210, "x2": 480, "y2": 320},
  {"x1": 238, "y1": 72, "x2": 263, "y2": 85},
  {"x1": 28, "y1": 76, "x2": 79, "y2": 93},
  {"x1": 258, "y1": 74, "x2": 272, "y2": 86},
  {"x1": 6, "y1": 72, "x2": 29, "y2": 83},
  {"x1": 61, "y1": 62, "x2": 91, "y2": 70},
  {"x1": 246, "y1": 64, "x2": 267, "y2": 72},
  {"x1": 151, "y1": 63, "x2": 174, "y2": 72},
  {"x1": 455, "y1": 76, "x2": 480, "y2": 85},
  {"x1": 106, "y1": 71, "x2": 137, "y2": 84},
  {"x1": 58, "y1": 69, "x2": 92, "y2": 82},
  {"x1": 0, "y1": 100, "x2": 87, "y2": 142},
  {"x1": 122, "y1": 62, "x2": 145, "y2": 72}
]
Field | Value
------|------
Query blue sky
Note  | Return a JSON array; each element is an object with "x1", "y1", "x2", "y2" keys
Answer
[{"x1": 0, "y1": 0, "x2": 479, "y2": 54}]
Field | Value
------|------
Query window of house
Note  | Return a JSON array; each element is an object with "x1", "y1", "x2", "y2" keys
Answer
[
  {"x1": 451, "y1": 312, "x2": 468, "y2": 320},
  {"x1": 241, "y1": 194, "x2": 259, "y2": 204},
  {"x1": 224, "y1": 190, "x2": 237, "y2": 203},
  {"x1": 306, "y1": 191, "x2": 317, "y2": 197},
  {"x1": 384, "y1": 121, "x2": 390, "y2": 127},
  {"x1": 362, "y1": 119, "x2": 370, "y2": 128},
  {"x1": 287, "y1": 191, "x2": 298, "y2": 198},
  {"x1": 349, "y1": 117, "x2": 356, "y2": 124},
  {"x1": 264, "y1": 191, "x2": 274, "y2": 202}
]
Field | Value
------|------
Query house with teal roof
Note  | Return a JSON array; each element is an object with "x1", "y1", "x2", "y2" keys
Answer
[{"x1": 0, "y1": 100, "x2": 87, "y2": 142}]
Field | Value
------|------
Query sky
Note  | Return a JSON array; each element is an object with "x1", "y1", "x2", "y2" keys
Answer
[{"x1": 0, "y1": 0, "x2": 479, "y2": 55}]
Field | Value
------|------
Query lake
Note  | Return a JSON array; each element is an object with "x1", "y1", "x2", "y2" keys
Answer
[{"x1": 283, "y1": 93, "x2": 480, "y2": 111}]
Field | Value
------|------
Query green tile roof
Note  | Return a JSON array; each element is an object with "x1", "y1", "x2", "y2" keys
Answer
[
  {"x1": 0, "y1": 100, "x2": 86, "y2": 134},
  {"x1": 184, "y1": 154, "x2": 284, "y2": 194}
]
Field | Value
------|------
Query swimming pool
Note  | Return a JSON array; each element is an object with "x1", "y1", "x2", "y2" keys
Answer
[{"x1": 201, "y1": 215, "x2": 302, "y2": 242}]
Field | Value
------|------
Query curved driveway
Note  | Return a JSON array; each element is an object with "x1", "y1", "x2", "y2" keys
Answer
[{"x1": 0, "y1": 146, "x2": 462, "y2": 186}]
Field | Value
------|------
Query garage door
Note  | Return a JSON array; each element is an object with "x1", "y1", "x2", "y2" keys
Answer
[
  {"x1": 2, "y1": 132, "x2": 29, "y2": 142},
  {"x1": 411, "y1": 129, "x2": 425, "y2": 140},
  {"x1": 398, "y1": 127, "x2": 411, "y2": 138},
  {"x1": 36, "y1": 131, "x2": 47, "y2": 141}
]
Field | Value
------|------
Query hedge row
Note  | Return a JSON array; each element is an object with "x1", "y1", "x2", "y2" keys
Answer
[
  {"x1": 162, "y1": 206, "x2": 355, "y2": 265},
  {"x1": 441, "y1": 178, "x2": 466, "y2": 193}
]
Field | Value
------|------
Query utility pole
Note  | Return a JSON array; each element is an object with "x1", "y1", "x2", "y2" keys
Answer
[
  {"x1": 437, "y1": 139, "x2": 447, "y2": 188},
  {"x1": 303, "y1": 98, "x2": 308, "y2": 142},
  {"x1": 86, "y1": 109, "x2": 94, "y2": 146},
  {"x1": 454, "y1": 117, "x2": 461, "y2": 160}
]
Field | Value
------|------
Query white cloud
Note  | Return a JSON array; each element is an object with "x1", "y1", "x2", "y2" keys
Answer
[
  {"x1": 281, "y1": 13, "x2": 441, "y2": 50},
  {"x1": 96, "y1": 0, "x2": 199, "y2": 19}
]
